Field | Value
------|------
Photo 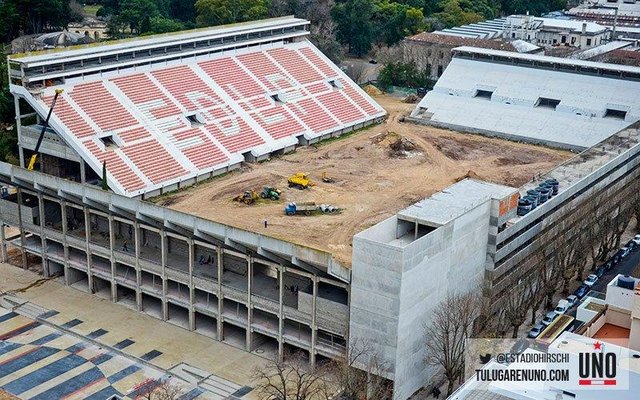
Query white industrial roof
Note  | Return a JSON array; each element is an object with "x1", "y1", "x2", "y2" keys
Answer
[
  {"x1": 506, "y1": 15, "x2": 608, "y2": 33},
  {"x1": 411, "y1": 54, "x2": 640, "y2": 149},
  {"x1": 397, "y1": 179, "x2": 515, "y2": 227},
  {"x1": 452, "y1": 46, "x2": 640, "y2": 74},
  {"x1": 570, "y1": 40, "x2": 633, "y2": 60}
]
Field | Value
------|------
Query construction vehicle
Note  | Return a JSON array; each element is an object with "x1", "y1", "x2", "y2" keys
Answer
[
  {"x1": 260, "y1": 186, "x2": 281, "y2": 200},
  {"x1": 27, "y1": 89, "x2": 64, "y2": 171},
  {"x1": 288, "y1": 172, "x2": 314, "y2": 189},
  {"x1": 321, "y1": 172, "x2": 335, "y2": 183},
  {"x1": 284, "y1": 202, "x2": 340, "y2": 216},
  {"x1": 233, "y1": 190, "x2": 258, "y2": 205},
  {"x1": 285, "y1": 202, "x2": 317, "y2": 216}
]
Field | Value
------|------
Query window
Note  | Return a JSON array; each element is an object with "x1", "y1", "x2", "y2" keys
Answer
[
  {"x1": 536, "y1": 97, "x2": 561, "y2": 109},
  {"x1": 561, "y1": 35, "x2": 566, "y2": 43},
  {"x1": 587, "y1": 38, "x2": 592, "y2": 46},
  {"x1": 475, "y1": 89, "x2": 493, "y2": 99},
  {"x1": 604, "y1": 108, "x2": 627, "y2": 120},
  {"x1": 571, "y1": 37, "x2": 576, "y2": 44},
  {"x1": 553, "y1": 39, "x2": 557, "y2": 44},
  {"x1": 512, "y1": 33, "x2": 516, "y2": 38}
]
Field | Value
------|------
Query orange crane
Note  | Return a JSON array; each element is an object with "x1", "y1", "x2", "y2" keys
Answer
[{"x1": 27, "y1": 89, "x2": 64, "y2": 171}]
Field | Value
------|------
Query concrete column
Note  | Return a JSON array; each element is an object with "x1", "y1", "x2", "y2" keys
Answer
[
  {"x1": 84, "y1": 207, "x2": 93, "y2": 293},
  {"x1": 61, "y1": 201, "x2": 70, "y2": 286},
  {"x1": 15, "y1": 188, "x2": 27, "y2": 269},
  {"x1": 188, "y1": 238, "x2": 195, "y2": 331},
  {"x1": 108, "y1": 215, "x2": 117, "y2": 302},
  {"x1": 0, "y1": 222, "x2": 7, "y2": 263},
  {"x1": 14, "y1": 96, "x2": 24, "y2": 168},
  {"x1": 278, "y1": 265, "x2": 284, "y2": 362},
  {"x1": 80, "y1": 161, "x2": 86, "y2": 184},
  {"x1": 310, "y1": 276, "x2": 318, "y2": 367},
  {"x1": 161, "y1": 230, "x2": 168, "y2": 321},
  {"x1": 217, "y1": 248, "x2": 223, "y2": 341},
  {"x1": 37, "y1": 193, "x2": 48, "y2": 277},
  {"x1": 134, "y1": 222, "x2": 142, "y2": 312},
  {"x1": 246, "y1": 255, "x2": 253, "y2": 351}
]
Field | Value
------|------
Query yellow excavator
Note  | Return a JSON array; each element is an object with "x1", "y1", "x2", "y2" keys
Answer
[{"x1": 27, "y1": 89, "x2": 64, "y2": 171}]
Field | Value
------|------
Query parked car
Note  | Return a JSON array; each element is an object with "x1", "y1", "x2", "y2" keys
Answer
[
  {"x1": 626, "y1": 240, "x2": 636, "y2": 250},
  {"x1": 621, "y1": 246, "x2": 631, "y2": 258},
  {"x1": 633, "y1": 234, "x2": 640, "y2": 245},
  {"x1": 566, "y1": 295, "x2": 578, "y2": 308},
  {"x1": 555, "y1": 299, "x2": 569, "y2": 315},
  {"x1": 528, "y1": 324, "x2": 544, "y2": 338},
  {"x1": 584, "y1": 274, "x2": 598, "y2": 287},
  {"x1": 595, "y1": 265, "x2": 606, "y2": 278},
  {"x1": 542, "y1": 311, "x2": 558, "y2": 327},
  {"x1": 574, "y1": 284, "x2": 590, "y2": 299},
  {"x1": 603, "y1": 260, "x2": 614, "y2": 271}
]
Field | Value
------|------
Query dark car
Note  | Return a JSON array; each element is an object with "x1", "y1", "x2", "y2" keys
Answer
[
  {"x1": 595, "y1": 266, "x2": 606, "y2": 278},
  {"x1": 604, "y1": 260, "x2": 613, "y2": 271},
  {"x1": 574, "y1": 284, "x2": 590, "y2": 299},
  {"x1": 626, "y1": 240, "x2": 636, "y2": 250}
]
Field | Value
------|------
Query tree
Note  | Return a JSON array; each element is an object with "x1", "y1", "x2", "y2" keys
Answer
[
  {"x1": 69, "y1": 0, "x2": 85, "y2": 23},
  {"x1": 322, "y1": 338, "x2": 392, "y2": 400},
  {"x1": 378, "y1": 61, "x2": 433, "y2": 89},
  {"x1": 425, "y1": 291, "x2": 478, "y2": 396},
  {"x1": 432, "y1": 0, "x2": 484, "y2": 29},
  {"x1": 332, "y1": 0, "x2": 376, "y2": 56},
  {"x1": 101, "y1": 161, "x2": 108, "y2": 190},
  {"x1": 195, "y1": 0, "x2": 269, "y2": 27},
  {"x1": 253, "y1": 351, "x2": 325, "y2": 400},
  {"x1": 499, "y1": 277, "x2": 533, "y2": 338},
  {"x1": 304, "y1": 0, "x2": 343, "y2": 63},
  {"x1": 137, "y1": 379, "x2": 182, "y2": 400}
]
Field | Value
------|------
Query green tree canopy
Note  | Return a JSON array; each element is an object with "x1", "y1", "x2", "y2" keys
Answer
[{"x1": 195, "y1": 0, "x2": 269, "y2": 27}]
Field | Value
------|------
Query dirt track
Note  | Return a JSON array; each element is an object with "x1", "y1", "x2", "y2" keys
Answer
[{"x1": 157, "y1": 95, "x2": 572, "y2": 266}]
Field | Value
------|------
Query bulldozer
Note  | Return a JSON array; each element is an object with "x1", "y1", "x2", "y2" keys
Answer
[
  {"x1": 233, "y1": 190, "x2": 258, "y2": 205},
  {"x1": 288, "y1": 173, "x2": 314, "y2": 190},
  {"x1": 260, "y1": 186, "x2": 281, "y2": 200}
]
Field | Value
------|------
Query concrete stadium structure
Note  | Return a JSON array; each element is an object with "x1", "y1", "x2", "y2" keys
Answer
[
  {"x1": 3, "y1": 19, "x2": 640, "y2": 400},
  {"x1": 410, "y1": 47, "x2": 640, "y2": 151}
]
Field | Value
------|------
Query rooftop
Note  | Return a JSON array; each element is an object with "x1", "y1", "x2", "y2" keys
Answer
[
  {"x1": 10, "y1": 16, "x2": 307, "y2": 62},
  {"x1": 158, "y1": 95, "x2": 570, "y2": 266},
  {"x1": 398, "y1": 179, "x2": 515, "y2": 228},
  {"x1": 405, "y1": 32, "x2": 517, "y2": 51}
]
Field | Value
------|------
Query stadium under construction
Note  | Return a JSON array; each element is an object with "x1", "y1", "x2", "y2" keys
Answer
[{"x1": 2, "y1": 16, "x2": 640, "y2": 400}]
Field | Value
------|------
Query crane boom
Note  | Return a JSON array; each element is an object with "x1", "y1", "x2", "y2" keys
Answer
[{"x1": 27, "y1": 89, "x2": 64, "y2": 171}]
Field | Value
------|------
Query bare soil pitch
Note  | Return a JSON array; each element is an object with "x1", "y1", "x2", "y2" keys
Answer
[{"x1": 156, "y1": 95, "x2": 572, "y2": 266}]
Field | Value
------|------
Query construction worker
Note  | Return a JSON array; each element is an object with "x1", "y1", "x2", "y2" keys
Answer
[{"x1": 122, "y1": 240, "x2": 129, "y2": 252}]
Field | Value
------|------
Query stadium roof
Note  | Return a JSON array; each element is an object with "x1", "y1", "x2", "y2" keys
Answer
[{"x1": 410, "y1": 47, "x2": 640, "y2": 150}]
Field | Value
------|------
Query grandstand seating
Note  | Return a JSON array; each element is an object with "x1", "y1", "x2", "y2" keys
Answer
[{"x1": 36, "y1": 41, "x2": 385, "y2": 196}]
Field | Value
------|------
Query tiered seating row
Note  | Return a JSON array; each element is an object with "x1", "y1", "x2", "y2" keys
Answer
[
  {"x1": 122, "y1": 140, "x2": 186, "y2": 184},
  {"x1": 173, "y1": 128, "x2": 230, "y2": 169},
  {"x1": 249, "y1": 106, "x2": 306, "y2": 140},
  {"x1": 205, "y1": 118, "x2": 265, "y2": 154},
  {"x1": 118, "y1": 126, "x2": 151, "y2": 144},
  {"x1": 298, "y1": 47, "x2": 337, "y2": 78},
  {"x1": 83, "y1": 140, "x2": 146, "y2": 191},
  {"x1": 267, "y1": 48, "x2": 324, "y2": 85},
  {"x1": 199, "y1": 58, "x2": 265, "y2": 100},
  {"x1": 287, "y1": 98, "x2": 338, "y2": 133},
  {"x1": 152, "y1": 65, "x2": 224, "y2": 112},
  {"x1": 317, "y1": 91, "x2": 366, "y2": 124},
  {"x1": 68, "y1": 82, "x2": 138, "y2": 132},
  {"x1": 45, "y1": 96, "x2": 95, "y2": 139},
  {"x1": 341, "y1": 81, "x2": 380, "y2": 116},
  {"x1": 237, "y1": 52, "x2": 295, "y2": 92},
  {"x1": 112, "y1": 74, "x2": 181, "y2": 120}
]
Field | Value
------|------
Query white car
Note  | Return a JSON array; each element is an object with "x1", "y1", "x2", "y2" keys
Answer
[
  {"x1": 633, "y1": 236, "x2": 640, "y2": 246},
  {"x1": 566, "y1": 295, "x2": 578, "y2": 308},
  {"x1": 542, "y1": 311, "x2": 558, "y2": 327},
  {"x1": 555, "y1": 299, "x2": 569, "y2": 315},
  {"x1": 621, "y1": 246, "x2": 631, "y2": 258},
  {"x1": 528, "y1": 324, "x2": 544, "y2": 338},
  {"x1": 584, "y1": 274, "x2": 598, "y2": 288}
]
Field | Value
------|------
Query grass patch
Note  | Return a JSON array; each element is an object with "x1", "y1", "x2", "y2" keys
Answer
[{"x1": 83, "y1": 5, "x2": 100, "y2": 17}]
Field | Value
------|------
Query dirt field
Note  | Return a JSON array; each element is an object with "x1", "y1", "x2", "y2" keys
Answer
[{"x1": 157, "y1": 95, "x2": 572, "y2": 266}]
